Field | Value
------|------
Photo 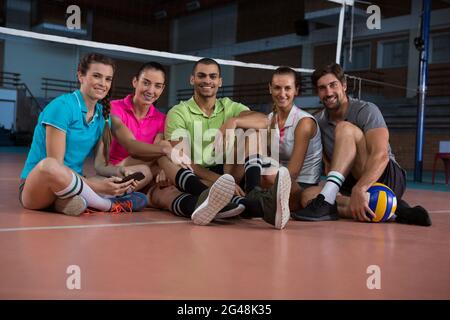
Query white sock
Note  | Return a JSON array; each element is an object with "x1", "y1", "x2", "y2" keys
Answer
[
  {"x1": 55, "y1": 173, "x2": 112, "y2": 211},
  {"x1": 320, "y1": 171, "x2": 345, "y2": 204},
  {"x1": 54, "y1": 172, "x2": 81, "y2": 199}
]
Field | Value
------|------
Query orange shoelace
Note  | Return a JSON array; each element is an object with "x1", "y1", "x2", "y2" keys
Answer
[
  {"x1": 81, "y1": 201, "x2": 134, "y2": 215},
  {"x1": 110, "y1": 201, "x2": 133, "y2": 214}
]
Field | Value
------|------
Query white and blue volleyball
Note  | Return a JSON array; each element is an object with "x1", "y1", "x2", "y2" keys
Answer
[{"x1": 366, "y1": 183, "x2": 397, "y2": 222}]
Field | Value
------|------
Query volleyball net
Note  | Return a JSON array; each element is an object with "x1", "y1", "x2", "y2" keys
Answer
[{"x1": 0, "y1": 24, "x2": 437, "y2": 134}]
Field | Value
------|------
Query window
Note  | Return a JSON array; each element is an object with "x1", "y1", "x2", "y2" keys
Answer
[
  {"x1": 431, "y1": 33, "x2": 450, "y2": 63},
  {"x1": 378, "y1": 39, "x2": 409, "y2": 68},
  {"x1": 344, "y1": 43, "x2": 371, "y2": 70}
]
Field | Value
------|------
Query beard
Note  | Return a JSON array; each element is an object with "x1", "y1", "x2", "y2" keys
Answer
[
  {"x1": 196, "y1": 88, "x2": 217, "y2": 99},
  {"x1": 322, "y1": 94, "x2": 341, "y2": 110}
]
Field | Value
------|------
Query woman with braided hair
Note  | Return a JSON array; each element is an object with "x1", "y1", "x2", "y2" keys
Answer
[{"x1": 19, "y1": 53, "x2": 149, "y2": 216}]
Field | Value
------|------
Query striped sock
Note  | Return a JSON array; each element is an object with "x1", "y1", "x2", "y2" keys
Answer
[
  {"x1": 231, "y1": 195, "x2": 246, "y2": 206},
  {"x1": 54, "y1": 172, "x2": 83, "y2": 199},
  {"x1": 231, "y1": 195, "x2": 262, "y2": 218},
  {"x1": 170, "y1": 193, "x2": 198, "y2": 218},
  {"x1": 54, "y1": 172, "x2": 111, "y2": 211},
  {"x1": 175, "y1": 168, "x2": 208, "y2": 196},
  {"x1": 244, "y1": 154, "x2": 262, "y2": 193},
  {"x1": 320, "y1": 171, "x2": 345, "y2": 204}
]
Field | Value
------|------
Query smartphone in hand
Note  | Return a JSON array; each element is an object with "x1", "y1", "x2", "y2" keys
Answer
[{"x1": 116, "y1": 172, "x2": 145, "y2": 184}]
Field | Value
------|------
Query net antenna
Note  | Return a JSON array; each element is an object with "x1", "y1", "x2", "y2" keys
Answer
[{"x1": 327, "y1": 0, "x2": 355, "y2": 64}]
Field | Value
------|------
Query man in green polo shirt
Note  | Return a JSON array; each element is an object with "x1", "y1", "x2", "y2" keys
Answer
[
  {"x1": 149, "y1": 58, "x2": 292, "y2": 229},
  {"x1": 166, "y1": 96, "x2": 248, "y2": 169}
]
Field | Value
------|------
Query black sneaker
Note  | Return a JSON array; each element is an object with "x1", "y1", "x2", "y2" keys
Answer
[
  {"x1": 246, "y1": 167, "x2": 291, "y2": 229},
  {"x1": 291, "y1": 194, "x2": 338, "y2": 221},
  {"x1": 215, "y1": 203, "x2": 245, "y2": 219},
  {"x1": 395, "y1": 200, "x2": 432, "y2": 226}
]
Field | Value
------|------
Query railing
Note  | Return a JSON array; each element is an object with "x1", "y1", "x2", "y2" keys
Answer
[
  {"x1": 174, "y1": 70, "x2": 450, "y2": 131},
  {"x1": 345, "y1": 70, "x2": 387, "y2": 98},
  {"x1": 0, "y1": 71, "x2": 21, "y2": 87},
  {"x1": 176, "y1": 76, "x2": 314, "y2": 105},
  {"x1": 41, "y1": 77, "x2": 78, "y2": 99},
  {"x1": 41, "y1": 77, "x2": 133, "y2": 100},
  {"x1": 0, "y1": 71, "x2": 43, "y2": 112},
  {"x1": 17, "y1": 82, "x2": 43, "y2": 112},
  {"x1": 176, "y1": 82, "x2": 269, "y2": 103},
  {"x1": 345, "y1": 67, "x2": 450, "y2": 98}
]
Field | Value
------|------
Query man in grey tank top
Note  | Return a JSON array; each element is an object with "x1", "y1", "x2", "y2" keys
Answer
[{"x1": 291, "y1": 63, "x2": 431, "y2": 226}]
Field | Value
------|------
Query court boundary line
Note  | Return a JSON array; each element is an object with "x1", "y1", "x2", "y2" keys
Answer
[
  {"x1": 0, "y1": 211, "x2": 448, "y2": 233},
  {"x1": 428, "y1": 210, "x2": 450, "y2": 214},
  {"x1": 0, "y1": 220, "x2": 191, "y2": 233}
]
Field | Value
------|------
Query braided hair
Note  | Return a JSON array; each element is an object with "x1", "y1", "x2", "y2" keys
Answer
[
  {"x1": 267, "y1": 102, "x2": 278, "y2": 154},
  {"x1": 100, "y1": 91, "x2": 113, "y2": 164},
  {"x1": 77, "y1": 53, "x2": 116, "y2": 165}
]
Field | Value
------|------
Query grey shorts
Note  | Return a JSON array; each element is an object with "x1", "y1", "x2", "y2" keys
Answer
[
  {"x1": 18, "y1": 179, "x2": 25, "y2": 207},
  {"x1": 18, "y1": 179, "x2": 53, "y2": 211}
]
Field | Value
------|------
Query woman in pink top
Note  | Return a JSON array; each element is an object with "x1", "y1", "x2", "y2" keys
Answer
[{"x1": 95, "y1": 62, "x2": 167, "y2": 191}]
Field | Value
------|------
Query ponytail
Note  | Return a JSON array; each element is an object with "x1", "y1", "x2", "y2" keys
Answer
[
  {"x1": 267, "y1": 103, "x2": 278, "y2": 153},
  {"x1": 100, "y1": 92, "x2": 113, "y2": 165},
  {"x1": 270, "y1": 103, "x2": 278, "y2": 130}
]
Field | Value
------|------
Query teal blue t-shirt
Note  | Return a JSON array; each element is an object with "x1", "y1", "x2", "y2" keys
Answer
[{"x1": 21, "y1": 90, "x2": 109, "y2": 179}]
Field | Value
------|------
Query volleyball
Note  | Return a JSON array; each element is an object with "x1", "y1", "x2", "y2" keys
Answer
[{"x1": 366, "y1": 183, "x2": 397, "y2": 222}]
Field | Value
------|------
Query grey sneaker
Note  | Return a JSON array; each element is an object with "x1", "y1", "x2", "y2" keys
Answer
[
  {"x1": 54, "y1": 195, "x2": 87, "y2": 216},
  {"x1": 215, "y1": 203, "x2": 245, "y2": 219},
  {"x1": 247, "y1": 167, "x2": 291, "y2": 229},
  {"x1": 191, "y1": 174, "x2": 235, "y2": 225}
]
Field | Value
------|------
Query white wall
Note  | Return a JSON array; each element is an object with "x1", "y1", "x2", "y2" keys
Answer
[{"x1": 3, "y1": 36, "x2": 79, "y2": 98}]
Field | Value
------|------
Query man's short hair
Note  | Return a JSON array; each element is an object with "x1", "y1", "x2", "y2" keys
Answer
[
  {"x1": 192, "y1": 58, "x2": 222, "y2": 76},
  {"x1": 311, "y1": 63, "x2": 346, "y2": 89}
]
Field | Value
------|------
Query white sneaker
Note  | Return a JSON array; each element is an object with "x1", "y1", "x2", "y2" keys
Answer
[
  {"x1": 54, "y1": 195, "x2": 87, "y2": 216},
  {"x1": 274, "y1": 167, "x2": 292, "y2": 229},
  {"x1": 191, "y1": 174, "x2": 235, "y2": 225}
]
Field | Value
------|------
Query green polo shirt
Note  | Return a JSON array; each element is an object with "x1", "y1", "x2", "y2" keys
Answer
[{"x1": 165, "y1": 97, "x2": 249, "y2": 167}]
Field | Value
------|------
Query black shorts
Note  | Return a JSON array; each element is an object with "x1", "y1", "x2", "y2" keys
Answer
[
  {"x1": 298, "y1": 182, "x2": 319, "y2": 189},
  {"x1": 340, "y1": 159, "x2": 406, "y2": 199},
  {"x1": 207, "y1": 164, "x2": 224, "y2": 175}
]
